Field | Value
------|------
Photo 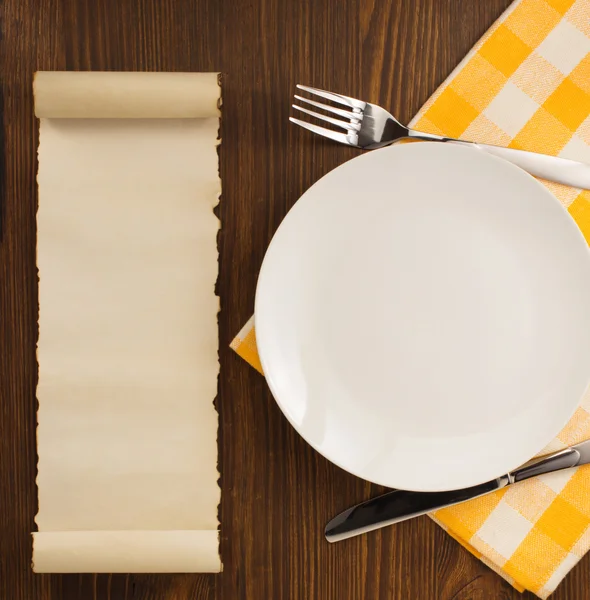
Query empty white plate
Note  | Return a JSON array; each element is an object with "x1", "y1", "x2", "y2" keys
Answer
[{"x1": 255, "y1": 142, "x2": 590, "y2": 491}]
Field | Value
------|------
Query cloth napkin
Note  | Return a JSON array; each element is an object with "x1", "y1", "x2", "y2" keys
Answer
[{"x1": 231, "y1": 0, "x2": 590, "y2": 596}]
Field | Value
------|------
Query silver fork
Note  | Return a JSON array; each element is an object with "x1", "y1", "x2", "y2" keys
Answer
[{"x1": 290, "y1": 84, "x2": 590, "y2": 189}]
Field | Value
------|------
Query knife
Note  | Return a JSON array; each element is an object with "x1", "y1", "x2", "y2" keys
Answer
[{"x1": 325, "y1": 440, "x2": 590, "y2": 543}]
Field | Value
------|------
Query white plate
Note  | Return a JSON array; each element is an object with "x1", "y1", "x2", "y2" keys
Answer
[{"x1": 255, "y1": 142, "x2": 590, "y2": 491}]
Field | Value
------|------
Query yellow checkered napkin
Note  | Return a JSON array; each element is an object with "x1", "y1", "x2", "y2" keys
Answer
[{"x1": 231, "y1": 0, "x2": 590, "y2": 596}]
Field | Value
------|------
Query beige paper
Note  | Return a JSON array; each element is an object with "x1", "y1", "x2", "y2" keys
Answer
[
  {"x1": 33, "y1": 72, "x2": 222, "y2": 573},
  {"x1": 34, "y1": 71, "x2": 220, "y2": 118}
]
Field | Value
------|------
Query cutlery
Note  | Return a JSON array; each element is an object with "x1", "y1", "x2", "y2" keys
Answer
[
  {"x1": 290, "y1": 84, "x2": 590, "y2": 190},
  {"x1": 325, "y1": 439, "x2": 590, "y2": 543}
]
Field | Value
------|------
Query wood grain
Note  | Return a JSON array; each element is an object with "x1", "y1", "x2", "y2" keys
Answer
[{"x1": 1, "y1": 0, "x2": 588, "y2": 598}]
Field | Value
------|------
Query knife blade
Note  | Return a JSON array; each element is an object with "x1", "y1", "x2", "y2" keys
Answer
[{"x1": 325, "y1": 440, "x2": 590, "y2": 543}]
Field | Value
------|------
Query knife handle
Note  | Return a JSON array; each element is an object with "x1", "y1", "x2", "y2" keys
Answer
[
  {"x1": 511, "y1": 447, "x2": 581, "y2": 483},
  {"x1": 325, "y1": 476, "x2": 510, "y2": 543}
]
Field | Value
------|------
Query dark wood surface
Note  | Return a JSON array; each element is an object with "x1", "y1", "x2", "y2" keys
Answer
[{"x1": 2, "y1": 0, "x2": 589, "y2": 598}]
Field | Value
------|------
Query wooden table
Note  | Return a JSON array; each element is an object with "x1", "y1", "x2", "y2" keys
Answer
[{"x1": 2, "y1": 0, "x2": 589, "y2": 598}]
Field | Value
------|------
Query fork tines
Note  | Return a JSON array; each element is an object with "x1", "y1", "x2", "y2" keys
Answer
[{"x1": 290, "y1": 84, "x2": 365, "y2": 146}]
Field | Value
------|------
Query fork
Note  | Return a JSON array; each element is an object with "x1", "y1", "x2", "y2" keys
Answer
[{"x1": 290, "y1": 84, "x2": 590, "y2": 190}]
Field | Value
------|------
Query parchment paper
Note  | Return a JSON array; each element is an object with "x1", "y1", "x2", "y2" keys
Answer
[{"x1": 32, "y1": 72, "x2": 222, "y2": 573}]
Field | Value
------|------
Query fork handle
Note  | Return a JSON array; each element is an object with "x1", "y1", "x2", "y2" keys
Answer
[{"x1": 408, "y1": 131, "x2": 590, "y2": 189}]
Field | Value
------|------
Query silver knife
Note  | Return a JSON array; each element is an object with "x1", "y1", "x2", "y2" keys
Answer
[{"x1": 325, "y1": 440, "x2": 590, "y2": 543}]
